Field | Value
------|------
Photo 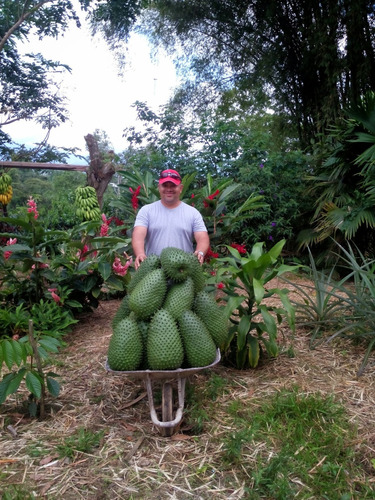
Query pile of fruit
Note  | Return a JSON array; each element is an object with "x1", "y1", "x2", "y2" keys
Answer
[
  {"x1": 0, "y1": 173, "x2": 13, "y2": 206},
  {"x1": 107, "y1": 247, "x2": 227, "y2": 371},
  {"x1": 74, "y1": 186, "x2": 101, "y2": 221}
]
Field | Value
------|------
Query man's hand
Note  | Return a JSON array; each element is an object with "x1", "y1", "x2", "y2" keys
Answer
[
  {"x1": 194, "y1": 250, "x2": 205, "y2": 265},
  {"x1": 134, "y1": 253, "x2": 147, "y2": 270}
]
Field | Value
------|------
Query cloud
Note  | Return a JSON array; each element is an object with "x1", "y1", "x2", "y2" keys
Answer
[{"x1": 6, "y1": 17, "x2": 178, "y2": 156}]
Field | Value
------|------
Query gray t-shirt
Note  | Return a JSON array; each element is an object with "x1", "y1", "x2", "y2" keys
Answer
[{"x1": 133, "y1": 200, "x2": 207, "y2": 256}]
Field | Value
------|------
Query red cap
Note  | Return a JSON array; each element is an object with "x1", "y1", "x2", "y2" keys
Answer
[{"x1": 159, "y1": 169, "x2": 182, "y2": 185}]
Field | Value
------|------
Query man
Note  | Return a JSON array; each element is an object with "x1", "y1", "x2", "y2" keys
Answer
[{"x1": 132, "y1": 169, "x2": 210, "y2": 270}]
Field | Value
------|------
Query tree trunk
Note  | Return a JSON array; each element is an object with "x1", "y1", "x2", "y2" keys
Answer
[{"x1": 84, "y1": 134, "x2": 116, "y2": 209}]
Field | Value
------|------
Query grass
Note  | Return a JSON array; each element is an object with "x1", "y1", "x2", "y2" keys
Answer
[{"x1": 220, "y1": 386, "x2": 371, "y2": 499}]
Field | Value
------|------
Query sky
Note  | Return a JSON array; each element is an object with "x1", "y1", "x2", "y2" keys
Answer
[{"x1": 6, "y1": 9, "x2": 179, "y2": 161}]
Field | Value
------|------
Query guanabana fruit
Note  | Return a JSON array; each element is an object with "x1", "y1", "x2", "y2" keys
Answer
[
  {"x1": 111, "y1": 295, "x2": 130, "y2": 329},
  {"x1": 160, "y1": 247, "x2": 192, "y2": 282},
  {"x1": 194, "y1": 291, "x2": 228, "y2": 348},
  {"x1": 179, "y1": 310, "x2": 217, "y2": 367},
  {"x1": 163, "y1": 277, "x2": 195, "y2": 320},
  {"x1": 107, "y1": 317, "x2": 143, "y2": 371},
  {"x1": 186, "y1": 253, "x2": 206, "y2": 292},
  {"x1": 137, "y1": 319, "x2": 150, "y2": 369},
  {"x1": 147, "y1": 309, "x2": 184, "y2": 370},
  {"x1": 128, "y1": 254, "x2": 160, "y2": 293},
  {"x1": 129, "y1": 268, "x2": 167, "y2": 319}
]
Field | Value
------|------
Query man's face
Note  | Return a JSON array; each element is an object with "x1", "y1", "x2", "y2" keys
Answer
[{"x1": 158, "y1": 181, "x2": 183, "y2": 205}]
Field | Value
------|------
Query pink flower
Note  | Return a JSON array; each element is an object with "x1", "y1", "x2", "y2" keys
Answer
[
  {"x1": 100, "y1": 223, "x2": 109, "y2": 236},
  {"x1": 27, "y1": 197, "x2": 39, "y2": 219},
  {"x1": 77, "y1": 244, "x2": 89, "y2": 261},
  {"x1": 48, "y1": 288, "x2": 61, "y2": 304},
  {"x1": 112, "y1": 256, "x2": 132, "y2": 276},
  {"x1": 216, "y1": 282, "x2": 224, "y2": 289},
  {"x1": 4, "y1": 237, "x2": 17, "y2": 260},
  {"x1": 101, "y1": 213, "x2": 108, "y2": 224},
  {"x1": 31, "y1": 262, "x2": 49, "y2": 269}
]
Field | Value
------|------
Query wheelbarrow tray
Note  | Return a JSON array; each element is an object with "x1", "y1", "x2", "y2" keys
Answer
[{"x1": 105, "y1": 349, "x2": 221, "y2": 436}]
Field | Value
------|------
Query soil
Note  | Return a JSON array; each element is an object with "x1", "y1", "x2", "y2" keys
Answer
[{"x1": 1, "y1": 277, "x2": 375, "y2": 499}]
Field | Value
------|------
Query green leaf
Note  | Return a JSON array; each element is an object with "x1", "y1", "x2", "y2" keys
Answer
[
  {"x1": 5, "y1": 368, "x2": 27, "y2": 397},
  {"x1": 237, "y1": 316, "x2": 251, "y2": 350},
  {"x1": 25, "y1": 371, "x2": 42, "y2": 399},
  {"x1": 259, "y1": 305, "x2": 277, "y2": 338},
  {"x1": 3, "y1": 340, "x2": 15, "y2": 369},
  {"x1": 11, "y1": 340, "x2": 25, "y2": 366},
  {"x1": 236, "y1": 345, "x2": 248, "y2": 369},
  {"x1": 65, "y1": 300, "x2": 83, "y2": 308},
  {"x1": 267, "y1": 239, "x2": 286, "y2": 261},
  {"x1": 46, "y1": 376, "x2": 60, "y2": 397},
  {"x1": 98, "y1": 261, "x2": 112, "y2": 281},
  {"x1": 253, "y1": 277, "x2": 265, "y2": 304},
  {"x1": 82, "y1": 274, "x2": 99, "y2": 293},
  {"x1": 247, "y1": 335, "x2": 260, "y2": 368},
  {"x1": 223, "y1": 295, "x2": 245, "y2": 319},
  {"x1": 0, "y1": 373, "x2": 16, "y2": 404},
  {"x1": 261, "y1": 337, "x2": 279, "y2": 358},
  {"x1": 38, "y1": 337, "x2": 60, "y2": 353}
]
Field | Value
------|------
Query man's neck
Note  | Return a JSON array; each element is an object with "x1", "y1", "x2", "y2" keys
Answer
[{"x1": 160, "y1": 200, "x2": 181, "y2": 209}]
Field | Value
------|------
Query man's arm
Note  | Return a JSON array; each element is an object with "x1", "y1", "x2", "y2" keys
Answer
[
  {"x1": 193, "y1": 231, "x2": 210, "y2": 265},
  {"x1": 132, "y1": 226, "x2": 148, "y2": 270}
]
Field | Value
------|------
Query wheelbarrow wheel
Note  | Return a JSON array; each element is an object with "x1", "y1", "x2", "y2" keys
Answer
[{"x1": 161, "y1": 382, "x2": 174, "y2": 437}]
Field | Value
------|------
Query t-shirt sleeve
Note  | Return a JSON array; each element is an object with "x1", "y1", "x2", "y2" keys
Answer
[
  {"x1": 134, "y1": 206, "x2": 149, "y2": 228},
  {"x1": 193, "y1": 209, "x2": 208, "y2": 232}
]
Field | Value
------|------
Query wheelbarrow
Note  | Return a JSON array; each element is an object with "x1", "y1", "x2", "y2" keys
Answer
[{"x1": 105, "y1": 349, "x2": 221, "y2": 437}]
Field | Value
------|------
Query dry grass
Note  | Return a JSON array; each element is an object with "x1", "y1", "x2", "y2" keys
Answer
[{"x1": 1, "y1": 278, "x2": 375, "y2": 499}]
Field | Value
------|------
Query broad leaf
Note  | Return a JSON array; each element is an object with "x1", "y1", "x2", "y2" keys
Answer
[
  {"x1": 3, "y1": 340, "x2": 15, "y2": 369},
  {"x1": 253, "y1": 278, "x2": 265, "y2": 304},
  {"x1": 46, "y1": 376, "x2": 60, "y2": 397},
  {"x1": 25, "y1": 372, "x2": 42, "y2": 399},
  {"x1": 237, "y1": 316, "x2": 251, "y2": 350},
  {"x1": 259, "y1": 305, "x2": 277, "y2": 338},
  {"x1": 247, "y1": 335, "x2": 260, "y2": 368}
]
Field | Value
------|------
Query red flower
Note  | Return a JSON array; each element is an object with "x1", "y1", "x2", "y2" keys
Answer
[
  {"x1": 216, "y1": 282, "x2": 224, "y2": 289},
  {"x1": 129, "y1": 185, "x2": 141, "y2": 211},
  {"x1": 230, "y1": 242, "x2": 247, "y2": 254},
  {"x1": 204, "y1": 247, "x2": 219, "y2": 262},
  {"x1": 208, "y1": 189, "x2": 220, "y2": 200}
]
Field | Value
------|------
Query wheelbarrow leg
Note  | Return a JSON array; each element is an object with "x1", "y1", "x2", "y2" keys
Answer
[
  {"x1": 161, "y1": 382, "x2": 174, "y2": 437},
  {"x1": 145, "y1": 374, "x2": 186, "y2": 436}
]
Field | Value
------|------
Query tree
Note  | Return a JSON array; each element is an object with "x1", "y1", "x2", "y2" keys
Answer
[
  {"x1": 0, "y1": 0, "x2": 90, "y2": 150},
  {"x1": 88, "y1": 0, "x2": 375, "y2": 150}
]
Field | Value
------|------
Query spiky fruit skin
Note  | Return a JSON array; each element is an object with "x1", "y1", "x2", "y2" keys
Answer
[
  {"x1": 128, "y1": 254, "x2": 160, "y2": 293},
  {"x1": 111, "y1": 295, "x2": 131, "y2": 329},
  {"x1": 129, "y1": 268, "x2": 167, "y2": 320},
  {"x1": 179, "y1": 310, "x2": 217, "y2": 367},
  {"x1": 194, "y1": 291, "x2": 228, "y2": 348},
  {"x1": 163, "y1": 277, "x2": 195, "y2": 320},
  {"x1": 107, "y1": 317, "x2": 143, "y2": 371},
  {"x1": 160, "y1": 247, "x2": 192, "y2": 282},
  {"x1": 147, "y1": 309, "x2": 184, "y2": 370},
  {"x1": 186, "y1": 253, "x2": 206, "y2": 293}
]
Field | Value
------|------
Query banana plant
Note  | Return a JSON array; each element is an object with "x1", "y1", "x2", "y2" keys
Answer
[{"x1": 215, "y1": 239, "x2": 299, "y2": 368}]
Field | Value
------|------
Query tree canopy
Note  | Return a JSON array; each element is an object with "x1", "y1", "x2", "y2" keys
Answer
[{"x1": 86, "y1": 0, "x2": 375, "y2": 149}]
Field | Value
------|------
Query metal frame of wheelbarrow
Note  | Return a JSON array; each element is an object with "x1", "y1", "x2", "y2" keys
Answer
[{"x1": 105, "y1": 349, "x2": 221, "y2": 437}]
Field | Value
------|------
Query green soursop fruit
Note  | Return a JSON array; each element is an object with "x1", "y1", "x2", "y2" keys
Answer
[
  {"x1": 107, "y1": 317, "x2": 143, "y2": 371},
  {"x1": 111, "y1": 295, "x2": 130, "y2": 329},
  {"x1": 186, "y1": 253, "x2": 206, "y2": 292},
  {"x1": 137, "y1": 320, "x2": 150, "y2": 369},
  {"x1": 129, "y1": 268, "x2": 167, "y2": 320},
  {"x1": 160, "y1": 247, "x2": 192, "y2": 282},
  {"x1": 194, "y1": 291, "x2": 228, "y2": 348},
  {"x1": 179, "y1": 310, "x2": 217, "y2": 367},
  {"x1": 128, "y1": 254, "x2": 160, "y2": 293},
  {"x1": 163, "y1": 277, "x2": 195, "y2": 320},
  {"x1": 147, "y1": 309, "x2": 184, "y2": 370}
]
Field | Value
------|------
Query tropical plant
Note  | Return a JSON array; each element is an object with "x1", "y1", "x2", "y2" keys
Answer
[
  {"x1": 282, "y1": 248, "x2": 348, "y2": 347},
  {"x1": 300, "y1": 92, "x2": 375, "y2": 255},
  {"x1": 212, "y1": 239, "x2": 298, "y2": 368},
  {"x1": 0, "y1": 198, "x2": 132, "y2": 312}
]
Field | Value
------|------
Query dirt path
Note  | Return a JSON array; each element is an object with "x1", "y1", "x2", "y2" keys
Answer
[{"x1": 1, "y1": 295, "x2": 375, "y2": 498}]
